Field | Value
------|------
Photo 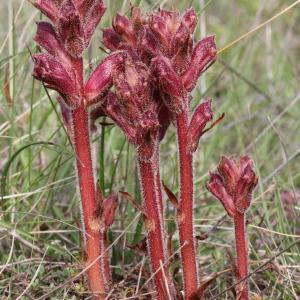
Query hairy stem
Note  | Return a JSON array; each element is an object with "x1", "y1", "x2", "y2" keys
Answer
[
  {"x1": 176, "y1": 110, "x2": 198, "y2": 298},
  {"x1": 154, "y1": 146, "x2": 164, "y2": 218},
  {"x1": 72, "y1": 105, "x2": 108, "y2": 299},
  {"x1": 138, "y1": 155, "x2": 171, "y2": 300},
  {"x1": 234, "y1": 212, "x2": 249, "y2": 300}
]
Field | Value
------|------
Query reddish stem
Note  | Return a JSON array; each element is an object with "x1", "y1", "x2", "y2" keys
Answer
[
  {"x1": 176, "y1": 110, "x2": 198, "y2": 298},
  {"x1": 234, "y1": 212, "x2": 249, "y2": 300},
  {"x1": 154, "y1": 147, "x2": 164, "y2": 218},
  {"x1": 72, "y1": 105, "x2": 108, "y2": 299},
  {"x1": 138, "y1": 156, "x2": 171, "y2": 300}
]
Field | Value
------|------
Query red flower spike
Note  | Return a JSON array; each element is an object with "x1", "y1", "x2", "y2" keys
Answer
[
  {"x1": 103, "y1": 194, "x2": 118, "y2": 227},
  {"x1": 131, "y1": 7, "x2": 145, "y2": 28},
  {"x1": 33, "y1": 0, "x2": 111, "y2": 295},
  {"x1": 34, "y1": 0, "x2": 59, "y2": 22},
  {"x1": 33, "y1": 54, "x2": 76, "y2": 96},
  {"x1": 207, "y1": 156, "x2": 258, "y2": 217},
  {"x1": 113, "y1": 13, "x2": 136, "y2": 44},
  {"x1": 207, "y1": 156, "x2": 258, "y2": 300},
  {"x1": 99, "y1": 7, "x2": 218, "y2": 298},
  {"x1": 102, "y1": 28, "x2": 122, "y2": 51},
  {"x1": 206, "y1": 173, "x2": 235, "y2": 217},
  {"x1": 182, "y1": 35, "x2": 217, "y2": 91},
  {"x1": 187, "y1": 100, "x2": 213, "y2": 153},
  {"x1": 85, "y1": 52, "x2": 126, "y2": 104}
]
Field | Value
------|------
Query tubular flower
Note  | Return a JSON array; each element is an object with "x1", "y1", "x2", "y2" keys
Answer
[{"x1": 206, "y1": 156, "x2": 258, "y2": 217}]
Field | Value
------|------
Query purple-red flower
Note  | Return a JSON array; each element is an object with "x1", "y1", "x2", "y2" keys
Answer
[
  {"x1": 34, "y1": 0, "x2": 106, "y2": 48},
  {"x1": 103, "y1": 194, "x2": 119, "y2": 227},
  {"x1": 187, "y1": 100, "x2": 214, "y2": 153},
  {"x1": 206, "y1": 156, "x2": 258, "y2": 217}
]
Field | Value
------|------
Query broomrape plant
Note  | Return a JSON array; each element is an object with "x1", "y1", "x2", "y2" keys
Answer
[{"x1": 31, "y1": 1, "x2": 258, "y2": 299}]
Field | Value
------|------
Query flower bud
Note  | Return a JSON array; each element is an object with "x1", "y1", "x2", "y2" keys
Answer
[
  {"x1": 182, "y1": 35, "x2": 217, "y2": 91},
  {"x1": 102, "y1": 28, "x2": 122, "y2": 51},
  {"x1": 113, "y1": 13, "x2": 136, "y2": 44},
  {"x1": 235, "y1": 164, "x2": 258, "y2": 214},
  {"x1": 33, "y1": 54, "x2": 76, "y2": 96},
  {"x1": 181, "y1": 8, "x2": 197, "y2": 33},
  {"x1": 217, "y1": 156, "x2": 238, "y2": 195},
  {"x1": 149, "y1": 13, "x2": 170, "y2": 47},
  {"x1": 81, "y1": 0, "x2": 106, "y2": 45},
  {"x1": 206, "y1": 173, "x2": 235, "y2": 217},
  {"x1": 113, "y1": 59, "x2": 151, "y2": 115},
  {"x1": 34, "y1": 22, "x2": 72, "y2": 71},
  {"x1": 103, "y1": 194, "x2": 118, "y2": 227},
  {"x1": 105, "y1": 92, "x2": 138, "y2": 145},
  {"x1": 34, "y1": 0, "x2": 59, "y2": 22},
  {"x1": 140, "y1": 28, "x2": 160, "y2": 57},
  {"x1": 151, "y1": 56, "x2": 182, "y2": 97},
  {"x1": 57, "y1": 1, "x2": 84, "y2": 58},
  {"x1": 187, "y1": 100, "x2": 213, "y2": 153},
  {"x1": 85, "y1": 51, "x2": 126, "y2": 103},
  {"x1": 172, "y1": 23, "x2": 190, "y2": 56},
  {"x1": 151, "y1": 56, "x2": 185, "y2": 113}
]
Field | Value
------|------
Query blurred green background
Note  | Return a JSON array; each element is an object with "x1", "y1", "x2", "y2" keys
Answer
[{"x1": 0, "y1": 0, "x2": 299, "y2": 299}]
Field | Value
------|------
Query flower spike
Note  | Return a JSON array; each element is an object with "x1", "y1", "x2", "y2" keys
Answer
[
  {"x1": 207, "y1": 155, "x2": 258, "y2": 216},
  {"x1": 207, "y1": 155, "x2": 258, "y2": 300}
]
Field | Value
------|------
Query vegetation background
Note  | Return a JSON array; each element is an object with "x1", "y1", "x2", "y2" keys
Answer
[{"x1": 0, "y1": 0, "x2": 299, "y2": 299}]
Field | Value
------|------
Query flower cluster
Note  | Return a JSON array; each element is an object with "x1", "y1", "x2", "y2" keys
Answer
[
  {"x1": 103, "y1": 8, "x2": 217, "y2": 114},
  {"x1": 104, "y1": 61, "x2": 160, "y2": 161},
  {"x1": 206, "y1": 156, "x2": 258, "y2": 217},
  {"x1": 33, "y1": 0, "x2": 125, "y2": 109},
  {"x1": 96, "y1": 8, "x2": 217, "y2": 160}
]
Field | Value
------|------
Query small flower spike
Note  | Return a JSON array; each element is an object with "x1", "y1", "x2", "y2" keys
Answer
[
  {"x1": 207, "y1": 156, "x2": 258, "y2": 300},
  {"x1": 206, "y1": 156, "x2": 258, "y2": 217}
]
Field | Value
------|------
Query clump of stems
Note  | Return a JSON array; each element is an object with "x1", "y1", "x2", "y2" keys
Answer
[{"x1": 31, "y1": 2, "x2": 259, "y2": 299}]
